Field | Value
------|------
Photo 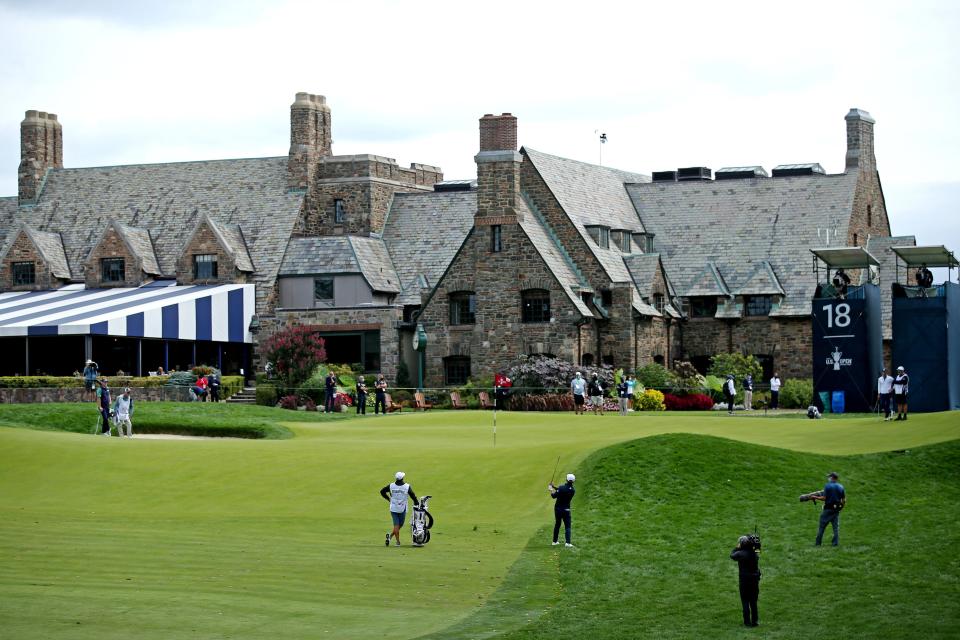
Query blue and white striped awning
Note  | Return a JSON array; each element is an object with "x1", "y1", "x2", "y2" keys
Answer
[{"x1": 0, "y1": 281, "x2": 255, "y2": 343}]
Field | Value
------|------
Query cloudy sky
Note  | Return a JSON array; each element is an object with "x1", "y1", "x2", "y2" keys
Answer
[{"x1": 1, "y1": 0, "x2": 958, "y2": 259}]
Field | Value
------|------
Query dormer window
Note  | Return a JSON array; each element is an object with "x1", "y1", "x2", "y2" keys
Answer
[
  {"x1": 334, "y1": 199, "x2": 345, "y2": 224},
  {"x1": 12, "y1": 262, "x2": 35, "y2": 286},
  {"x1": 586, "y1": 225, "x2": 610, "y2": 249},
  {"x1": 194, "y1": 254, "x2": 218, "y2": 280},
  {"x1": 101, "y1": 258, "x2": 125, "y2": 283},
  {"x1": 616, "y1": 230, "x2": 632, "y2": 253}
]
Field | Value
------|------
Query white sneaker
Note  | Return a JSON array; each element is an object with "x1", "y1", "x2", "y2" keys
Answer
[
  {"x1": 565, "y1": 543, "x2": 574, "y2": 548},
  {"x1": 552, "y1": 541, "x2": 560, "y2": 546}
]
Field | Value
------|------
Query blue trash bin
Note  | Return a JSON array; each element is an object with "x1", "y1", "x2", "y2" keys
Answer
[{"x1": 831, "y1": 391, "x2": 845, "y2": 414}]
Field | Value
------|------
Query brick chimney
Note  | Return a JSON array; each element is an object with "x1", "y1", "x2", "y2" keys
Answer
[
  {"x1": 475, "y1": 113, "x2": 523, "y2": 224},
  {"x1": 845, "y1": 108, "x2": 876, "y2": 172},
  {"x1": 288, "y1": 92, "x2": 332, "y2": 190},
  {"x1": 18, "y1": 110, "x2": 62, "y2": 205}
]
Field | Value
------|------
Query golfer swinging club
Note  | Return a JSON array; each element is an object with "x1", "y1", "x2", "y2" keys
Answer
[
  {"x1": 549, "y1": 473, "x2": 576, "y2": 547},
  {"x1": 380, "y1": 471, "x2": 419, "y2": 547}
]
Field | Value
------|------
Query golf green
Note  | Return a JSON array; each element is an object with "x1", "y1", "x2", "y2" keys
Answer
[{"x1": 0, "y1": 408, "x2": 957, "y2": 639}]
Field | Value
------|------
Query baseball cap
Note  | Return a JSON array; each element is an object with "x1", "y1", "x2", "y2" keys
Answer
[
  {"x1": 566, "y1": 473, "x2": 576, "y2": 482},
  {"x1": 123, "y1": 387, "x2": 131, "y2": 393},
  {"x1": 897, "y1": 366, "x2": 905, "y2": 371},
  {"x1": 395, "y1": 471, "x2": 405, "y2": 480},
  {"x1": 827, "y1": 472, "x2": 838, "y2": 479}
]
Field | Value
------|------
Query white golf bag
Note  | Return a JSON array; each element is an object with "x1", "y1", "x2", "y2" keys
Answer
[{"x1": 410, "y1": 495, "x2": 434, "y2": 546}]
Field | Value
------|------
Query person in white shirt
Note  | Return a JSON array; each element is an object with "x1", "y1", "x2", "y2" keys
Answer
[
  {"x1": 877, "y1": 368, "x2": 894, "y2": 421},
  {"x1": 379, "y1": 471, "x2": 419, "y2": 547},
  {"x1": 893, "y1": 366, "x2": 910, "y2": 421},
  {"x1": 769, "y1": 374, "x2": 782, "y2": 410},
  {"x1": 570, "y1": 372, "x2": 587, "y2": 416},
  {"x1": 112, "y1": 387, "x2": 134, "y2": 437},
  {"x1": 724, "y1": 375, "x2": 737, "y2": 414}
]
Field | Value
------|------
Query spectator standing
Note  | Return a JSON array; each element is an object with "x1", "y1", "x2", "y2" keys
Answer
[
  {"x1": 324, "y1": 370, "x2": 337, "y2": 413},
  {"x1": 208, "y1": 372, "x2": 221, "y2": 403},
  {"x1": 743, "y1": 375, "x2": 754, "y2": 411},
  {"x1": 626, "y1": 374, "x2": 637, "y2": 399},
  {"x1": 877, "y1": 367, "x2": 894, "y2": 421},
  {"x1": 893, "y1": 366, "x2": 910, "y2": 421},
  {"x1": 588, "y1": 373, "x2": 606, "y2": 416},
  {"x1": 83, "y1": 360, "x2": 98, "y2": 401},
  {"x1": 113, "y1": 387, "x2": 135, "y2": 437},
  {"x1": 356, "y1": 376, "x2": 368, "y2": 415},
  {"x1": 724, "y1": 374, "x2": 736, "y2": 415},
  {"x1": 617, "y1": 377, "x2": 630, "y2": 416},
  {"x1": 96, "y1": 378, "x2": 112, "y2": 436},
  {"x1": 374, "y1": 374, "x2": 388, "y2": 415},
  {"x1": 769, "y1": 374, "x2": 782, "y2": 410},
  {"x1": 570, "y1": 372, "x2": 586, "y2": 416}
]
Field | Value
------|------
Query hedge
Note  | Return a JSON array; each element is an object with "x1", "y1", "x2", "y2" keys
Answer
[
  {"x1": 663, "y1": 393, "x2": 714, "y2": 411},
  {"x1": 0, "y1": 376, "x2": 169, "y2": 388}
]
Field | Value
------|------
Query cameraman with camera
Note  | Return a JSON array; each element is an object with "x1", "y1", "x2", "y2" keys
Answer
[
  {"x1": 730, "y1": 533, "x2": 761, "y2": 627},
  {"x1": 811, "y1": 472, "x2": 846, "y2": 546}
]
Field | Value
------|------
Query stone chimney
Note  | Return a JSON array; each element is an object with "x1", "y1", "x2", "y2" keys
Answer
[
  {"x1": 845, "y1": 108, "x2": 876, "y2": 172},
  {"x1": 288, "y1": 92, "x2": 332, "y2": 190},
  {"x1": 475, "y1": 113, "x2": 522, "y2": 224},
  {"x1": 18, "y1": 110, "x2": 62, "y2": 204}
]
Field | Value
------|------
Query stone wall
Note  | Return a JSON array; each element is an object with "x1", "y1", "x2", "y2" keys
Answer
[
  {"x1": 1, "y1": 231, "x2": 55, "y2": 290},
  {"x1": 679, "y1": 316, "x2": 811, "y2": 379},
  {"x1": 0, "y1": 386, "x2": 191, "y2": 403},
  {"x1": 18, "y1": 110, "x2": 62, "y2": 204},
  {"x1": 417, "y1": 223, "x2": 583, "y2": 386},
  {"x1": 175, "y1": 220, "x2": 244, "y2": 285},
  {"x1": 84, "y1": 226, "x2": 144, "y2": 288}
]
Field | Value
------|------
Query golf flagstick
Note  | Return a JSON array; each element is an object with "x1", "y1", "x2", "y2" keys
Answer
[{"x1": 493, "y1": 384, "x2": 497, "y2": 447}]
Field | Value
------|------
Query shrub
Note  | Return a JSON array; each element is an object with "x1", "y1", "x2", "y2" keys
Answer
[
  {"x1": 634, "y1": 363, "x2": 674, "y2": 390},
  {"x1": 219, "y1": 376, "x2": 244, "y2": 399},
  {"x1": 191, "y1": 365, "x2": 218, "y2": 377},
  {"x1": 510, "y1": 393, "x2": 575, "y2": 411},
  {"x1": 504, "y1": 355, "x2": 613, "y2": 396},
  {"x1": 260, "y1": 326, "x2": 327, "y2": 389},
  {"x1": 702, "y1": 375, "x2": 725, "y2": 402},
  {"x1": 671, "y1": 361, "x2": 705, "y2": 394},
  {"x1": 0, "y1": 376, "x2": 169, "y2": 388},
  {"x1": 304, "y1": 399, "x2": 318, "y2": 412},
  {"x1": 779, "y1": 378, "x2": 813, "y2": 409},
  {"x1": 635, "y1": 389, "x2": 666, "y2": 411},
  {"x1": 256, "y1": 385, "x2": 278, "y2": 407},
  {"x1": 165, "y1": 371, "x2": 199, "y2": 387},
  {"x1": 279, "y1": 395, "x2": 299, "y2": 410},
  {"x1": 663, "y1": 392, "x2": 714, "y2": 411},
  {"x1": 350, "y1": 362, "x2": 364, "y2": 374},
  {"x1": 392, "y1": 389, "x2": 413, "y2": 406},
  {"x1": 396, "y1": 361, "x2": 412, "y2": 388},
  {"x1": 707, "y1": 353, "x2": 763, "y2": 387}
]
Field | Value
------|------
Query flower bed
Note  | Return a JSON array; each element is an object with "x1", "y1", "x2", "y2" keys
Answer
[{"x1": 663, "y1": 393, "x2": 715, "y2": 411}]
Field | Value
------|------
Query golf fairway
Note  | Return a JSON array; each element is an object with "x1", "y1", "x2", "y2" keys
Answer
[{"x1": 0, "y1": 409, "x2": 958, "y2": 639}]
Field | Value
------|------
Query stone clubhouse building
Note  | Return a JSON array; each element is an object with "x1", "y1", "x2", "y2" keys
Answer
[{"x1": 0, "y1": 92, "x2": 913, "y2": 385}]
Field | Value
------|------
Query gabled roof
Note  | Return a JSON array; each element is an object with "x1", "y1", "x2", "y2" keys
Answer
[
  {"x1": 623, "y1": 253, "x2": 676, "y2": 299},
  {"x1": 196, "y1": 214, "x2": 254, "y2": 273},
  {"x1": 516, "y1": 198, "x2": 593, "y2": 317},
  {"x1": 350, "y1": 236, "x2": 400, "y2": 293},
  {"x1": 626, "y1": 172, "x2": 860, "y2": 316},
  {"x1": 523, "y1": 148, "x2": 650, "y2": 283},
  {"x1": 0, "y1": 157, "x2": 305, "y2": 310},
  {"x1": 0, "y1": 223, "x2": 71, "y2": 280},
  {"x1": 114, "y1": 221, "x2": 161, "y2": 275},
  {"x1": 735, "y1": 260, "x2": 785, "y2": 296},
  {"x1": 865, "y1": 235, "x2": 917, "y2": 340},
  {"x1": 381, "y1": 190, "x2": 476, "y2": 305},
  {"x1": 685, "y1": 262, "x2": 731, "y2": 297}
]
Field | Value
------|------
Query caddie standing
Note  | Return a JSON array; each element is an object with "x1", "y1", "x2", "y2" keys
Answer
[
  {"x1": 893, "y1": 366, "x2": 910, "y2": 421},
  {"x1": 112, "y1": 387, "x2": 135, "y2": 437},
  {"x1": 380, "y1": 471, "x2": 419, "y2": 547}
]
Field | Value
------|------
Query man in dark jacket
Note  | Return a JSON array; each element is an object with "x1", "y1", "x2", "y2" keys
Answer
[
  {"x1": 356, "y1": 376, "x2": 367, "y2": 415},
  {"x1": 813, "y1": 472, "x2": 846, "y2": 546},
  {"x1": 731, "y1": 534, "x2": 761, "y2": 627},
  {"x1": 549, "y1": 474, "x2": 576, "y2": 547},
  {"x1": 324, "y1": 371, "x2": 337, "y2": 413}
]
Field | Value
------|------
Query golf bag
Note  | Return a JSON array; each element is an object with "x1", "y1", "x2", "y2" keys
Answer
[
  {"x1": 410, "y1": 495, "x2": 434, "y2": 546},
  {"x1": 807, "y1": 405, "x2": 822, "y2": 419}
]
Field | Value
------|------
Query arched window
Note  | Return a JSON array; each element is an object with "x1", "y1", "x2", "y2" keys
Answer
[
  {"x1": 448, "y1": 291, "x2": 476, "y2": 325},
  {"x1": 444, "y1": 356, "x2": 471, "y2": 385},
  {"x1": 521, "y1": 289, "x2": 550, "y2": 323}
]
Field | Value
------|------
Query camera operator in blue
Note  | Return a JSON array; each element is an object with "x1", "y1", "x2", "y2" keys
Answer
[
  {"x1": 813, "y1": 472, "x2": 846, "y2": 546},
  {"x1": 549, "y1": 473, "x2": 576, "y2": 547},
  {"x1": 730, "y1": 534, "x2": 761, "y2": 627}
]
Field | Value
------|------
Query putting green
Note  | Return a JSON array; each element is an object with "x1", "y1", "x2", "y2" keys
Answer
[{"x1": 0, "y1": 409, "x2": 957, "y2": 639}]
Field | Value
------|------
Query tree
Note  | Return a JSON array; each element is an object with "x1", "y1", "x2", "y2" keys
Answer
[
  {"x1": 260, "y1": 325, "x2": 326, "y2": 390},
  {"x1": 707, "y1": 353, "x2": 763, "y2": 384}
]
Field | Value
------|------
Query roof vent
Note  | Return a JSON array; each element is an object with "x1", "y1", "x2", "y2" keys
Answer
[
  {"x1": 771, "y1": 163, "x2": 825, "y2": 177},
  {"x1": 652, "y1": 170, "x2": 677, "y2": 182},
  {"x1": 715, "y1": 166, "x2": 768, "y2": 180},
  {"x1": 433, "y1": 179, "x2": 476, "y2": 192},
  {"x1": 677, "y1": 166, "x2": 712, "y2": 181}
]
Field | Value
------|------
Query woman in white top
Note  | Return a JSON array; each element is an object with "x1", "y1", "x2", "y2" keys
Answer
[{"x1": 769, "y1": 374, "x2": 782, "y2": 410}]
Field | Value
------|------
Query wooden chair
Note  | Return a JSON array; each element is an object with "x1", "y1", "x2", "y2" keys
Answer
[
  {"x1": 478, "y1": 391, "x2": 492, "y2": 410},
  {"x1": 450, "y1": 391, "x2": 467, "y2": 409},
  {"x1": 414, "y1": 392, "x2": 434, "y2": 411},
  {"x1": 384, "y1": 393, "x2": 402, "y2": 413}
]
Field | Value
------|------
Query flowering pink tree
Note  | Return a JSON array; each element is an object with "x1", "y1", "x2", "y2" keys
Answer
[{"x1": 260, "y1": 325, "x2": 327, "y2": 389}]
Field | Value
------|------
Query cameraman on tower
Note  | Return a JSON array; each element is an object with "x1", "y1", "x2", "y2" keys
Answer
[{"x1": 730, "y1": 533, "x2": 761, "y2": 627}]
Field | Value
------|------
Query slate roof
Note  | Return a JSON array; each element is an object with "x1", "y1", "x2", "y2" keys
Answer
[
  {"x1": 623, "y1": 252, "x2": 683, "y2": 318},
  {"x1": 523, "y1": 148, "x2": 650, "y2": 283},
  {"x1": 201, "y1": 215, "x2": 255, "y2": 273},
  {"x1": 865, "y1": 235, "x2": 916, "y2": 340},
  {"x1": 516, "y1": 198, "x2": 593, "y2": 317},
  {"x1": 350, "y1": 236, "x2": 400, "y2": 293},
  {"x1": 736, "y1": 260, "x2": 786, "y2": 295},
  {"x1": 113, "y1": 221, "x2": 160, "y2": 275},
  {"x1": 626, "y1": 172, "x2": 860, "y2": 316},
  {"x1": 0, "y1": 223, "x2": 72, "y2": 280},
  {"x1": 0, "y1": 157, "x2": 305, "y2": 311},
  {"x1": 381, "y1": 190, "x2": 476, "y2": 305},
  {"x1": 279, "y1": 237, "x2": 359, "y2": 275}
]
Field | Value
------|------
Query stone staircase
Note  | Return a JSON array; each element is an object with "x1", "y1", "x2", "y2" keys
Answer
[{"x1": 227, "y1": 386, "x2": 256, "y2": 404}]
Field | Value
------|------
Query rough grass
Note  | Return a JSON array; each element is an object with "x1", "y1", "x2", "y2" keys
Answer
[{"x1": 0, "y1": 407, "x2": 957, "y2": 639}]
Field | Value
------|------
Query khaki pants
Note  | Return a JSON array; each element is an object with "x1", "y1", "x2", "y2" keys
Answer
[
  {"x1": 618, "y1": 397, "x2": 629, "y2": 415},
  {"x1": 743, "y1": 390, "x2": 753, "y2": 410},
  {"x1": 115, "y1": 416, "x2": 132, "y2": 437}
]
